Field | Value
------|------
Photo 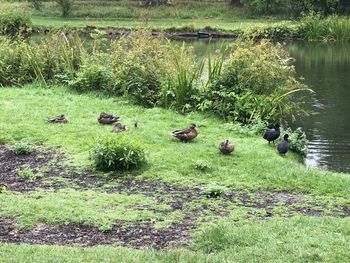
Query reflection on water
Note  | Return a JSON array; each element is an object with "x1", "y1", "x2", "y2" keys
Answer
[{"x1": 287, "y1": 42, "x2": 350, "y2": 173}]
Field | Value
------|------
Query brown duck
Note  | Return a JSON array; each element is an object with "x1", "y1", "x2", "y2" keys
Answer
[
  {"x1": 219, "y1": 140, "x2": 234, "y2": 154},
  {"x1": 171, "y1": 123, "x2": 198, "y2": 142},
  {"x1": 47, "y1": 115, "x2": 68, "y2": 123},
  {"x1": 98, "y1": 112, "x2": 120, "y2": 125},
  {"x1": 112, "y1": 123, "x2": 128, "y2": 133}
]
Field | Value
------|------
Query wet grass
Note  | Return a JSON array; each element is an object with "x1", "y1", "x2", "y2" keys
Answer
[{"x1": 0, "y1": 84, "x2": 349, "y2": 261}]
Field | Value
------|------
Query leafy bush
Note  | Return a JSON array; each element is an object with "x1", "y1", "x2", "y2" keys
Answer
[
  {"x1": 11, "y1": 140, "x2": 33, "y2": 155},
  {"x1": 201, "y1": 183, "x2": 228, "y2": 198},
  {"x1": 28, "y1": 0, "x2": 43, "y2": 11},
  {"x1": 110, "y1": 32, "x2": 172, "y2": 107},
  {"x1": 0, "y1": 11, "x2": 32, "y2": 36},
  {"x1": 199, "y1": 39, "x2": 311, "y2": 124},
  {"x1": 90, "y1": 135, "x2": 146, "y2": 171},
  {"x1": 17, "y1": 165, "x2": 42, "y2": 180},
  {"x1": 281, "y1": 127, "x2": 309, "y2": 156},
  {"x1": 224, "y1": 116, "x2": 268, "y2": 136},
  {"x1": 69, "y1": 60, "x2": 116, "y2": 92},
  {"x1": 192, "y1": 160, "x2": 212, "y2": 172},
  {"x1": 56, "y1": 0, "x2": 74, "y2": 17}
]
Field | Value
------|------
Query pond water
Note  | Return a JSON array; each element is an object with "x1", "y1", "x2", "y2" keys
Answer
[{"x1": 190, "y1": 40, "x2": 350, "y2": 174}]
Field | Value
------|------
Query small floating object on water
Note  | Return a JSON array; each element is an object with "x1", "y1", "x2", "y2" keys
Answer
[
  {"x1": 47, "y1": 114, "x2": 68, "y2": 123},
  {"x1": 171, "y1": 123, "x2": 198, "y2": 143},
  {"x1": 263, "y1": 124, "x2": 280, "y2": 144},
  {"x1": 98, "y1": 112, "x2": 120, "y2": 125},
  {"x1": 219, "y1": 140, "x2": 234, "y2": 155},
  {"x1": 112, "y1": 123, "x2": 128, "y2": 133},
  {"x1": 277, "y1": 134, "x2": 289, "y2": 155}
]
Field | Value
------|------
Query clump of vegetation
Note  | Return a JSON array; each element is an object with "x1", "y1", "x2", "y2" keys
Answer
[
  {"x1": 299, "y1": 12, "x2": 350, "y2": 42},
  {"x1": 11, "y1": 140, "x2": 33, "y2": 155},
  {"x1": 55, "y1": 0, "x2": 74, "y2": 17},
  {"x1": 192, "y1": 160, "x2": 212, "y2": 172},
  {"x1": 200, "y1": 39, "x2": 311, "y2": 124},
  {"x1": 0, "y1": 10, "x2": 32, "y2": 36},
  {"x1": 224, "y1": 116, "x2": 268, "y2": 136},
  {"x1": 69, "y1": 60, "x2": 116, "y2": 93},
  {"x1": 17, "y1": 165, "x2": 42, "y2": 180},
  {"x1": 281, "y1": 127, "x2": 309, "y2": 156},
  {"x1": 90, "y1": 135, "x2": 146, "y2": 171},
  {"x1": 201, "y1": 183, "x2": 228, "y2": 198}
]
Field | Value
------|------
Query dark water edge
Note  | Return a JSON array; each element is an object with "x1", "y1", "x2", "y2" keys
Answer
[{"x1": 286, "y1": 42, "x2": 350, "y2": 174}]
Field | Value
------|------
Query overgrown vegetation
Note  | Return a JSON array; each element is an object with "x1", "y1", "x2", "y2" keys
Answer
[
  {"x1": 90, "y1": 135, "x2": 146, "y2": 171},
  {"x1": 0, "y1": 10, "x2": 32, "y2": 35},
  {"x1": 11, "y1": 140, "x2": 33, "y2": 155}
]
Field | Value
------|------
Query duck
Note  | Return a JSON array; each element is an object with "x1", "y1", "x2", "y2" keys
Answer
[
  {"x1": 277, "y1": 134, "x2": 289, "y2": 155},
  {"x1": 263, "y1": 124, "x2": 280, "y2": 144},
  {"x1": 171, "y1": 123, "x2": 198, "y2": 143},
  {"x1": 98, "y1": 112, "x2": 120, "y2": 125},
  {"x1": 47, "y1": 114, "x2": 68, "y2": 123},
  {"x1": 112, "y1": 123, "x2": 128, "y2": 133},
  {"x1": 219, "y1": 140, "x2": 234, "y2": 155}
]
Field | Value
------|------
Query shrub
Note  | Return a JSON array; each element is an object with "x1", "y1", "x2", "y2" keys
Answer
[
  {"x1": 17, "y1": 165, "x2": 42, "y2": 180},
  {"x1": 28, "y1": 0, "x2": 43, "y2": 11},
  {"x1": 90, "y1": 135, "x2": 146, "y2": 171},
  {"x1": 11, "y1": 140, "x2": 33, "y2": 155},
  {"x1": 69, "y1": 60, "x2": 116, "y2": 92},
  {"x1": 110, "y1": 32, "x2": 172, "y2": 107},
  {"x1": 224, "y1": 116, "x2": 268, "y2": 136},
  {"x1": 200, "y1": 39, "x2": 311, "y2": 124},
  {"x1": 192, "y1": 160, "x2": 212, "y2": 172},
  {"x1": 56, "y1": 0, "x2": 74, "y2": 17},
  {"x1": 0, "y1": 11, "x2": 32, "y2": 36},
  {"x1": 201, "y1": 183, "x2": 228, "y2": 198}
]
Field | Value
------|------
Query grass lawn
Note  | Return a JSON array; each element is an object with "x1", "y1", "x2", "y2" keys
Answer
[
  {"x1": 1, "y1": 0, "x2": 294, "y2": 31},
  {"x1": 0, "y1": 84, "x2": 349, "y2": 262}
]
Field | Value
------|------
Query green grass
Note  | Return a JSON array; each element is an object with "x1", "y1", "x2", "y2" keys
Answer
[{"x1": 0, "y1": 84, "x2": 350, "y2": 262}]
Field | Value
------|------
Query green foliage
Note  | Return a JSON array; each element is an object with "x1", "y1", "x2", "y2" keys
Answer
[
  {"x1": 28, "y1": 0, "x2": 43, "y2": 11},
  {"x1": 281, "y1": 127, "x2": 309, "y2": 156},
  {"x1": 90, "y1": 135, "x2": 146, "y2": 171},
  {"x1": 299, "y1": 12, "x2": 350, "y2": 42},
  {"x1": 201, "y1": 183, "x2": 228, "y2": 198},
  {"x1": 244, "y1": 0, "x2": 343, "y2": 16},
  {"x1": 110, "y1": 32, "x2": 171, "y2": 107},
  {"x1": 55, "y1": 0, "x2": 74, "y2": 17},
  {"x1": 17, "y1": 165, "x2": 42, "y2": 180},
  {"x1": 69, "y1": 60, "x2": 116, "y2": 92},
  {"x1": 192, "y1": 160, "x2": 212, "y2": 172},
  {"x1": 11, "y1": 140, "x2": 33, "y2": 155},
  {"x1": 0, "y1": 11, "x2": 31, "y2": 36},
  {"x1": 200, "y1": 39, "x2": 311, "y2": 124},
  {"x1": 224, "y1": 116, "x2": 268, "y2": 136}
]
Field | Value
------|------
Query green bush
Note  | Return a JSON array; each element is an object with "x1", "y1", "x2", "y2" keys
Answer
[
  {"x1": 56, "y1": 0, "x2": 74, "y2": 17},
  {"x1": 199, "y1": 40, "x2": 311, "y2": 124},
  {"x1": 69, "y1": 60, "x2": 116, "y2": 92},
  {"x1": 11, "y1": 140, "x2": 33, "y2": 155},
  {"x1": 111, "y1": 32, "x2": 171, "y2": 107},
  {"x1": 201, "y1": 183, "x2": 228, "y2": 198},
  {"x1": 90, "y1": 135, "x2": 146, "y2": 171},
  {"x1": 0, "y1": 11, "x2": 32, "y2": 36},
  {"x1": 17, "y1": 165, "x2": 42, "y2": 180},
  {"x1": 192, "y1": 160, "x2": 212, "y2": 172}
]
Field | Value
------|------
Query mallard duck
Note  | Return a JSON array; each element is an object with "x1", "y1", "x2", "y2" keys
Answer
[
  {"x1": 47, "y1": 114, "x2": 68, "y2": 123},
  {"x1": 98, "y1": 112, "x2": 120, "y2": 124},
  {"x1": 112, "y1": 123, "x2": 128, "y2": 133},
  {"x1": 171, "y1": 123, "x2": 198, "y2": 142},
  {"x1": 277, "y1": 134, "x2": 289, "y2": 155},
  {"x1": 263, "y1": 124, "x2": 280, "y2": 144},
  {"x1": 219, "y1": 140, "x2": 234, "y2": 154}
]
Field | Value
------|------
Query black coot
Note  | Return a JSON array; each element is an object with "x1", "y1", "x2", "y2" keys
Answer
[
  {"x1": 263, "y1": 124, "x2": 280, "y2": 144},
  {"x1": 277, "y1": 134, "x2": 289, "y2": 155}
]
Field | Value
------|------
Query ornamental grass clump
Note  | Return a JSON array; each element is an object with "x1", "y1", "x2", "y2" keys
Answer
[{"x1": 90, "y1": 135, "x2": 146, "y2": 171}]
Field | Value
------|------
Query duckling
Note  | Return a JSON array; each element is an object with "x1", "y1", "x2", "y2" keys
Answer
[
  {"x1": 112, "y1": 123, "x2": 128, "y2": 133},
  {"x1": 263, "y1": 124, "x2": 280, "y2": 144},
  {"x1": 47, "y1": 114, "x2": 68, "y2": 123},
  {"x1": 277, "y1": 134, "x2": 289, "y2": 155},
  {"x1": 98, "y1": 112, "x2": 120, "y2": 125},
  {"x1": 219, "y1": 140, "x2": 234, "y2": 155},
  {"x1": 171, "y1": 123, "x2": 198, "y2": 143}
]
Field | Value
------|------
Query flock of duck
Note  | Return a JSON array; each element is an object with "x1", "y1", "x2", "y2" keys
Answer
[{"x1": 47, "y1": 113, "x2": 289, "y2": 155}]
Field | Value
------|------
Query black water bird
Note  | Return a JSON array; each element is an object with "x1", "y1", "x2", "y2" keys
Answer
[
  {"x1": 263, "y1": 124, "x2": 280, "y2": 144},
  {"x1": 277, "y1": 134, "x2": 289, "y2": 155}
]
